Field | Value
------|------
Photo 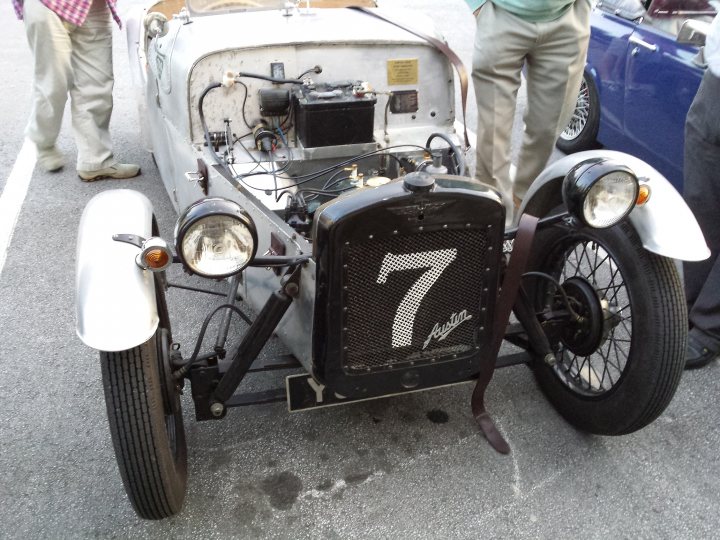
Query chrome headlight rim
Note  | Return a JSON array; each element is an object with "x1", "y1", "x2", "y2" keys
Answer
[
  {"x1": 174, "y1": 197, "x2": 258, "y2": 279},
  {"x1": 562, "y1": 159, "x2": 639, "y2": 229}
]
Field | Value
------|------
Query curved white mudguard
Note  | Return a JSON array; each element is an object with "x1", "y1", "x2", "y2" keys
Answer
[
  {"x1": 76, "y1": 189, "x2": 159, "y2": 352},
  {"x1": 521, "y1": 150, "x2": 710, "y2": 261}
]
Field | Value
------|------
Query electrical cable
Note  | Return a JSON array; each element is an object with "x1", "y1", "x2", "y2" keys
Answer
[
  {"x1": 198, "y1": 82, "x2": 225, "y2": 167},
  {"x1": 425, "y1": 132, "x2": 467, "y2": 176},
  {"x1": 295, "y1": 65, "x2": 322, "y2": 79},
  {"x1": 172, "y1": 302, "x2": 252, "y2": 379},
  {"x1": 236, "y1": 71, "x2": 304, "y2": 84},
  {"x1": 521, "y1": 271, "x2": 582, "y2": 321},
  {"x1": 230, "y1": 144, "x2": 419, "y2": 194},
  {"x1": 236, "y1": 79, "x2": 253, "y2": 130},
  {"x1": 268, "y1": 144, "x2": 426, "y2": 183}
]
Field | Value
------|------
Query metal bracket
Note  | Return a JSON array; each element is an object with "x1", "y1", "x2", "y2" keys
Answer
[
  {"x1": 280, "y1": 264, "x2": 303, "y2": 298},
  {"x1": 185, "y1": 158, "x2": 209, "y2": 195},
  {"x1": 112, "y1": 233, "x2": 145, "y2": 248}
]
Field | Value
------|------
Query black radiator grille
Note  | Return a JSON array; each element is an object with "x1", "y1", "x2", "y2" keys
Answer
[{"x1": 342, "y1": 228, "x2": 491, "y2": 372}]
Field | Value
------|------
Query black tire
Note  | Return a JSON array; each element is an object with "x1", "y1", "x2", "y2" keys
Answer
[
  {"x1": 101, "y1": 315, "x2": 187, "y2": 519},
  {"x1": 556, "y1": 72, "x2": 600, "y2": 154},
  {"x1": 526, "y1": 221, "x2": 686, "y2": 435}
]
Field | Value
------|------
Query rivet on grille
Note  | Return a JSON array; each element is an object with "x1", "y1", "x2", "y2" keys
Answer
[
  {"x1": 419, "y1": 226, "x2": 424, "y2": 231},
  {"x1": 453, "y1": 354, "x2": 457, "y2": 359},
  {"x1": 343, "y1": 286, "x2": 347, "y2": 290},
  {"x1": 343, "y1": 307, "x2": 347, "y2": 312},
  {"x1": 369, "y1": 234, "x2": 374, "y2": 239},
  {"x1": 485, "y1": 267, "x2": 491, "y2": 272},
  {"x1": 443, "y1": 224, "x2": 448, "y2": 229},
  {"x1": 345, "y1": 241, "x2": 350, "y2": 245},
  {"x1": 343, "y1": 327, "x2": 347, "y2": 331},
  {"x1": 488, "y1": 246, "x2": 493, "y2": 251},
  {"x1": 393, "y1": 230, "x2": 398, "y2": 235},
  {"x1": 343, "y1": 264, "x2": 348, "y2": 269},
  {"x1": 483, "y1": 288, "x2": 488, "y2": 293},
  {"x1": 481, "y1": 308, "x2": 486, "y2": 313},
  {"x1": 479, "y1": 326, "x2": 484, "y2": 331},
  {"x1": 466, "y1": 223, "x2": 471, "y2": 227},
  {"x1": 343, "y1": 346, "x2": 348, "y2": 351}
]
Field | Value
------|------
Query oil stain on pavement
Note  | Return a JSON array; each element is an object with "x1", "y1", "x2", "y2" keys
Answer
[{"x1": 261, "y1": 471, "x2": 303, "y2": 510}]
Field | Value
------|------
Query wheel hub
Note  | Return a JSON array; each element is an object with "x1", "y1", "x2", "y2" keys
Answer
[{"x1": 560, "y1": 277, "x2": 606, "y2": 356}]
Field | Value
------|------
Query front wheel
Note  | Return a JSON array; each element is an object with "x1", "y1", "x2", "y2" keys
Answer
[
  {"x1": 526, "y1": 222, "x2": 686, "y2": 435},
  {"x1": 101, "y1": 325, "x2": 187, "y2": 519}
]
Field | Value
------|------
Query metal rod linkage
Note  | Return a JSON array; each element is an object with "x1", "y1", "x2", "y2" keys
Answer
[{"x1": 215, "y1": 275, "x2": 242, "y2": 352}]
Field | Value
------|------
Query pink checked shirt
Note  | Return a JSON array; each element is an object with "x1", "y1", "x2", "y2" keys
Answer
[{"x1": 13, "y1": 0, "x2": 122, "y2": 27}]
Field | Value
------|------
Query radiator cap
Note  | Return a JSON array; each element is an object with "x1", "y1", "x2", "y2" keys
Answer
[{"x1": 403, "y1": 171, "x2": 435, "y2": 193}]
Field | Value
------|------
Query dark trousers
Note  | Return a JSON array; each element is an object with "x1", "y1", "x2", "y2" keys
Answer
[{"x1": 684, "y1": 69, "x2": 720, "y2": 350}]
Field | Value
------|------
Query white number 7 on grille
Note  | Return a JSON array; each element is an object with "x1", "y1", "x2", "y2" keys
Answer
[{"x1": 376, "y1": 249, "x2": 458, "y2": 348}]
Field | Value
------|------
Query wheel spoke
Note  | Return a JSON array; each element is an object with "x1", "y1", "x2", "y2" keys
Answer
[{"x1": 598, "y1": 342, "x2": 615, "y2": 389}]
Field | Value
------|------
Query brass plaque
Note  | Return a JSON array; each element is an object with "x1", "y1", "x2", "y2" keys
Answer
[{"x1": 387, "y1": 59, "x2": 419, "y2": 85}]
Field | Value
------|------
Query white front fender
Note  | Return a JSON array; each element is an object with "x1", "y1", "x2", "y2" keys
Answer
[
  {"x1": 521, "y1": 150, "x2": 710, "y2": 261},
  {"x1": 76, "y1": 189, "x2": 159, "y2": 352}
]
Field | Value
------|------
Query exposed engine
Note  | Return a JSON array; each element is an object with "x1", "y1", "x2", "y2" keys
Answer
[{"x1": 198, "y1": 67, "x2": 465, "y2": 237}]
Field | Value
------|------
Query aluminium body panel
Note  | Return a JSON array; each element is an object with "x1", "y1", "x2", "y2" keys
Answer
[{"x1": 145, "y1": 8, "x2": 457, "y2": 146}]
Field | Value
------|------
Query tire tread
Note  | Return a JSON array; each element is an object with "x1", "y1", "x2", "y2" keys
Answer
[{"x1": 101, "y1": 336, "x2": 186, "y2": 519}]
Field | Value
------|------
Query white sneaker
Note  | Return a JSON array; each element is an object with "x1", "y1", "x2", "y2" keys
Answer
[
  {"x1": 37, "y1": 146, "x2": 65, "y2": 172},
  {"x1": 78, "y1": 163, "x2": 141, "y2": 182}
]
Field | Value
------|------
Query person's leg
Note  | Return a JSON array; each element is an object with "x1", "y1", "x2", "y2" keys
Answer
[
  {"x1": 23, "y1": 0, "x2": 73, "y2": 171},
  {"x1": 471, "y1": 2, "x2": 531, "y2": 219},
  {"x1": 513, "y1": 0, "x2": 590, "y2": 200},
  {"x1": 68, "y1": 0, "x2": 116, "y2": 173},
  {"x1": 682, "y1": 70, "x2": 720, "y2": 367}
]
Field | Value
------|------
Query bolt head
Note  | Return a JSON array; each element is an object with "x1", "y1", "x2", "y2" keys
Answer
[
  {"x1": 544, "y1": 353, "x2": 557, "y2": 366},
  {"x1": 210, "y1": 402, "x2": 225, "y2": 417}
]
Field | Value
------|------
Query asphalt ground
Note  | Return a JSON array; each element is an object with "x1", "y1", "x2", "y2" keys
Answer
[{"x1": 1, "y1": 0, "x2": 719, "y2": 538}]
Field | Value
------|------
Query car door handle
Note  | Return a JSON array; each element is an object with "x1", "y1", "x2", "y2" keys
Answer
[{"x1": 629, "y1": 35, "x2": 658, "y2": 52}]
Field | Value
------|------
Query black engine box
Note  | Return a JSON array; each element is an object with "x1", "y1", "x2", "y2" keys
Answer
[{"x1": 293, "y1": 82, "x2": 376, "y2": 148}]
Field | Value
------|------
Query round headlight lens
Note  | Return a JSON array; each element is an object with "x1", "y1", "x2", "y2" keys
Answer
[
  {"x1": 582, "y1": 171, "x2": 638, "y2": 228},
  {"x1": 181, "y1": 214, "x2": 255, "y2": 277}
]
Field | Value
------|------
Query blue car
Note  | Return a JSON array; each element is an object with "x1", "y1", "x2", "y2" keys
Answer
[{"x1": 558, "y1": 0, "x2": 716, "y2": 191}]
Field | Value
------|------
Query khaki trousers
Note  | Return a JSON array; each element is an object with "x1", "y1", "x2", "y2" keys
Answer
[
  {"x1": 471, "y1": 0, "x2": 590, "y2": 211},
  {"x1": 23, "y1": 0, "x2": 115, "y2": 171}
]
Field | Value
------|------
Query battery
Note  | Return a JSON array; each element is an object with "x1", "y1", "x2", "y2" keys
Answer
[{"x1": 293, "y1": 83, "x2": 376, "y2": 148}]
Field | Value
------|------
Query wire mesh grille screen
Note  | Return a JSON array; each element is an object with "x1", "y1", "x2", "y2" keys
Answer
[{"x1": 343, "y1": 228, "x2": 490, "y2": 372}]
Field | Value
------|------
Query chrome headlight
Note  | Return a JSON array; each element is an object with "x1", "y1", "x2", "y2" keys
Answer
[
  {"x1": 174, "y1": 198, "x2": 257, "y2": 278},
  {"x1": 562, "y1": 159, "x2": 639, "y2": 228}
]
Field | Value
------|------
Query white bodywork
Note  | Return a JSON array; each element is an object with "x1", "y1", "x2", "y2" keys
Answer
[
  {"x1": 76, "y1": 190, "x2": 159, "y2": 352},
  {"x1": 80, "y1": 2, "x2": 707, "y2": 356},
  {"x1": 87, "y1": 3, "x2": 464, "y2": 357},
  {"x1": 127, "y1": 6, "x2": 461, "y2": 210},
  {"x1": 522, "y1": 150, "x2": 710, "y2": 262}
]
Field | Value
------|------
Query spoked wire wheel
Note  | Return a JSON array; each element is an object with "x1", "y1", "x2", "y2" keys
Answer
[
  {"x1": 527, "y1": 222, "x2": 686, "y2": 435},
  {"x1": 546, "y1": 239, "x2": 631, "y2": 397},
  {"x1": 560, "y1": 78, "x2": 590, "y2": 142},
  {"x1": 556, "y1": 72, "x2": 600, "y2": 153}
]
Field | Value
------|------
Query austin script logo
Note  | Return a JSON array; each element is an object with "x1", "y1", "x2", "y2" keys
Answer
[{"x1": 423, "y1": 310, "x2": 473, "y2": 349}]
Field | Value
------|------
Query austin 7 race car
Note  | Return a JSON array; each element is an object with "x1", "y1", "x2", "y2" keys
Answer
[{"x1": 75, "y1": 0, "x2": 710, "y2": 519}]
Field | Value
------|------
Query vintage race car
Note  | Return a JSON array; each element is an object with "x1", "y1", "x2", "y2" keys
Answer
[{"x1": 75, "y1": 0, "x2": 710, "y2": 519}]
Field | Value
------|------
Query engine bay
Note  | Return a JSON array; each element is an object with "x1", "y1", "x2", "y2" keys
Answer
[{"x1": 197, "y1": 69, "x2": 465, "y2": 237}]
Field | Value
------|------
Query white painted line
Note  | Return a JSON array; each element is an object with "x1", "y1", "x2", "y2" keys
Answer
[{"x1": 0, "y1": 139, "x2": 37, "y2": 278}]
